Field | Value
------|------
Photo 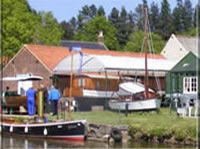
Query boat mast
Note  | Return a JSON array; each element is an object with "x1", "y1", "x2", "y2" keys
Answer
[
  {"x1": 144, "y1": 7, "x2": 149, "y2": 99},
  {"x1": 69, "y1": 51, "x2": 73, "y2": 119}
]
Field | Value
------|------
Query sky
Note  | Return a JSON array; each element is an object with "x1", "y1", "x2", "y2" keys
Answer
[{"x1": 27, "y1": 0, "x2": 197, "y2": 23}]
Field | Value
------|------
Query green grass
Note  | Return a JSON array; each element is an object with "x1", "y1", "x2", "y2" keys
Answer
[{"x1": 69, "y1": 108, "x2": 197, "y2": 140}]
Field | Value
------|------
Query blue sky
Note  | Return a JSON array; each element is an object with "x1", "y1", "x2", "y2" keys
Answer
[{"x1": 27, "y1": 0, "x2": 197, "y2": 23}]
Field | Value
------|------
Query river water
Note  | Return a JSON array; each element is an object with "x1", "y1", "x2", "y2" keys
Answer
[{"x1": 1, "y1": 135, "x2": 193, "y2": 149}]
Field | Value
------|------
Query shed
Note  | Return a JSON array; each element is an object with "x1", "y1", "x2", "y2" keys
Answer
[{"x1": 165, "y1": 52, "x2": 199, "y2": 105}]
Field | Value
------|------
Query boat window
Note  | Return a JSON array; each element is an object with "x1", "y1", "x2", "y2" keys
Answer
[
  {"x1": 96, "y1": 80, "x2": 101, "y2": 89},
  {"x1": 78, "y1": 79, "x2": 85, "y2": 87}
]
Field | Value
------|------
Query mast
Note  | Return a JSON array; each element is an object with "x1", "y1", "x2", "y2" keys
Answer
[
  {"x1": 144, "y1": 7, "x2": 149, "y2": 99},
  {"x1": 69, "y1": 51, "x2": 73, "y2": 119}
]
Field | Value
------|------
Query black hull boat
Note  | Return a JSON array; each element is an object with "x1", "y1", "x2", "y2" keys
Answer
[{"x1": 1, "y1": 119, "x2": 87, "y2": 141}]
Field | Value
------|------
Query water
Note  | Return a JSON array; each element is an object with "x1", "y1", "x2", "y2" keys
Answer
[{"x1": 1, "y1": 135, "x2": 194, "y2": 149}]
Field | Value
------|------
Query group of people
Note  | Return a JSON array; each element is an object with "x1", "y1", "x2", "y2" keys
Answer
[{"x1": 26, "y1": 85, "x2": 61, "y2": 116}]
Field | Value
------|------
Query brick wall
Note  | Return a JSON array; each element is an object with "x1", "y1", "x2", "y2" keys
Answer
[{"x1": 2, "y1": 47, "x2": 52, "y2": 91}]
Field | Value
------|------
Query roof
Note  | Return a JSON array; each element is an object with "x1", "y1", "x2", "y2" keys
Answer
[
  {"x1": 25, "y1": 44, "x2": 70, "y2": 71},
  {"x1": 176, "y1": 35, "x2": 198, "y2": 56},
  {"x1": 24, "y1": 44, "x2": 164, "y2": 72},
  {"x1": 60, "y1": 40, "x2": 107, "y2": 50},
  {"x1": 171, "y1": 52, "x2": 200, "y2": 72},
  {"x1": 53, "y1": 54, "x2": 175, "y2": 75}
]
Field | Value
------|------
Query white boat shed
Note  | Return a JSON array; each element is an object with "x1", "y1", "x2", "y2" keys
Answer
[{"x1": 53, "y1": 53, "x2": 175, "y2": 76}]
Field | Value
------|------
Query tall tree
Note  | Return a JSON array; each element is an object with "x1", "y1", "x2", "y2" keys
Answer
[
  {"x1": 183, "y1": 0, "x2": 193, "y2": 30},
  {"x1": 172, "y1": 0, "x2": 185, "y2": 33},
  {"x1": 124, "y1": 31, "x2": 164, "y2": 54},
  {"x1": 108, "y1": 7, "x2": 120, "y2": 27},
  {"x1": 193, "y1": 4, "x2": 200, "y2": 28},
  {"x1": 149, "y1": 2, "x2": 160, "y2": 33},
  {"x1": 97, "y1": 6, "x2": 105, "y2": 17},
  {"x1": 159, "y1": 0, "x2": 173, "y2": 40},
  {"x1": 60, "y1": 21, "x2": 74, "y2": 40},
  {"x1": 74, "y1": 16, "x2": 119, "y2": 50},
  {"x1": 2, "y1": 0, "x2": 38, "y2": 56},
  {"x1": 33, "y1": 11, "x2": 63, "y2": 45}
]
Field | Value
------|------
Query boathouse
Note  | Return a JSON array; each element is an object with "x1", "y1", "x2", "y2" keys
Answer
[
  {"x1": 165, "y1": 52, "x2": 199, "y2": 106},
  {"x1": 53, "y1": 53, "x2": 175, "y2": 111}
]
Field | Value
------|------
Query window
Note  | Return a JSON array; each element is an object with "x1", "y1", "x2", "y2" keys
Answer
[
  {"x1": 96, "y1": 80, "x2": 101, "y2": 89},
  {"x1": 183, "y1": 77, "x2": 197, "y2": 94},
  {"x1": 78, "y1": 79, "x2": 85, "y2": 87}
]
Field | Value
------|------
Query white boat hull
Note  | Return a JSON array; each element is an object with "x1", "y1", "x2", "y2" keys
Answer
[{"x1": 108, "y1": 98, "x2": 161, "y2": 111}]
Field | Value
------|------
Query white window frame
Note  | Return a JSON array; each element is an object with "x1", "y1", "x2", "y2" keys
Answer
[
  {"x1": 78, "y1": 79, "x2": 85, "y2": 87},
  {"x1": 183, "y1": 77, "x2": 198, "y2": 94}
]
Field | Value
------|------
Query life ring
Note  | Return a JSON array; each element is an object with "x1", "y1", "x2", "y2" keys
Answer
[{"x1": 110, "y1": 128, "x2": 122, "y2": 142}]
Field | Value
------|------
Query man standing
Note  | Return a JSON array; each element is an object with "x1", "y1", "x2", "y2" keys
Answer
[
  {"x1": 48, "y1": 85, "x2": 61, "y2": 116},
  {"x1": 26, "y1": 87, "x2": 36, "y2": 116}
]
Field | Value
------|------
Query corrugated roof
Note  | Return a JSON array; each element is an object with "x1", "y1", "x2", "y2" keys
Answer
[
  {"x1": 53, "y1": 54, "x2": 175, "y2": 75},
  {"x1": 176, "y1": 35, "x2": 198, "y2": 56},
  {"x1": 25, "y1": 44, "x2": 165, "y2": 71}
]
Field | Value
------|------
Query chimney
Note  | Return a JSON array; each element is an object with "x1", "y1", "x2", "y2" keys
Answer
[{"x1": 98, "y1": 31, "x2": 104, "y2": 45}]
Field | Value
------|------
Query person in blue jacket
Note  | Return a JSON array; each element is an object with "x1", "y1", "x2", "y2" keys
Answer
[
  {"x1": 26, "y1": 87, "x2": 36, "y2": 116},
  {"x1": 48, "y1": 85, "x2": 61, "y2": 116}
]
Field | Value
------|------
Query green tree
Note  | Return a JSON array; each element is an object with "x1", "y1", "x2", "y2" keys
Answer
[
  {"x1": 149, "y1": 2, "x2": 160, "y2": 33},
  {"x1": 183, "y1": 0, "x2": 193, "y2": 30},
  {"x1": 2, "y1": 0, "x2": 37, "y2": 56},
  {"x1": 172, "y1": 0, "x2": 185, "y2": 33},
  {"x1": 74, "y1": 16, "x2": 119, "y2": 50},
  {"x1": 33, "y1": 11, "x2": 63, "y2": 45},
  {"x1": 60, "y1": 21, "x2": 74, "y2": 40},
  {"x1": 159, "y1": 0, "x2": 173, "y2": 40},
  {"x1": 97, "y1": 6, "x2": 105, "y2": 17},
  {"x1": 124, "y1": 31, "x2": 164, "y2": 54}
]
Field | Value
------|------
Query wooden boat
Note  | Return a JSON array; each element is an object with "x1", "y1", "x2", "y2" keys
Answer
[
  {"x1": 1, "y1": 117, "x2": 87, "y2": 141},
  {"x1": 108, "y1": 82, "x2": 161, "y2": 111},
  {"x1": 2, "y1": 75, "x2": 42, "y2": 111},
  {"x1": 108, "y1": 7, "x2": 161, "y2": 111}
]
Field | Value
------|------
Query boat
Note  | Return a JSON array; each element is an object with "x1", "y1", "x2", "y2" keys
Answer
[
  {"x1": 108, "y1": 7, "x2": 161, "y2": 111},
  {"x1": 1, "y1": 74, "x2": 88, "y2": 141},
  {"x1": 2, "y1": 74, "x2": 43, "y2": 112},
  {"x1": 1, "y1": 117, "x2": 87, "y2": 141}
]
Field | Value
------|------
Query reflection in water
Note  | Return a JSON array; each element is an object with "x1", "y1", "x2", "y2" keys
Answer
[{"x1": 2, "y1": 135, "x2": 192, "y2": 149}]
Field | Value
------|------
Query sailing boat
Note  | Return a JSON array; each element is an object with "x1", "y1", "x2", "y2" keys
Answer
[{"x1": 108, "y1": 7, "x2": 161, "y2": 111}]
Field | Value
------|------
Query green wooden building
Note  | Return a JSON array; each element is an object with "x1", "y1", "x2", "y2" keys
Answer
[{"x1": 165, "y1": 52, "x2": 199, "y2": 104}]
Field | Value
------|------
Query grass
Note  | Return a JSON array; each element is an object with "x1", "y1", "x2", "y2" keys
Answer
[{"x1": 69, "y1": 108, "x2": 197, "y2": 140}]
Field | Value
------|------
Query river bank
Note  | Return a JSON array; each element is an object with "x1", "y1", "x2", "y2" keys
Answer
[{"x1": 70, "y1": 108, "x2": 197, "y2": 146}]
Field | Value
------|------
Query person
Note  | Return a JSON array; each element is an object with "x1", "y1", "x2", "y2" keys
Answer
[
  {"x1": 40, "y1": 84, "x2": 49, "y2": 114},
  {"x1": 4, "y1": 86, "x2": 10, "y2": 114},
  {"x1": 48, "y1": 85, "x2": 61, "y2": 116},
  {"x1": 26, "y1": 87, "x2": 36, "y2": 116}
]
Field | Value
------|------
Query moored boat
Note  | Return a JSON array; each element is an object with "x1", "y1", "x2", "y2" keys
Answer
[{"x1": 1, "y1": 118, "x2": 87, "y2": 141}]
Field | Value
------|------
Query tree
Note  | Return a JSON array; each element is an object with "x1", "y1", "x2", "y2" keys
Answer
[
  {"x1": 60, "y1": 21, "x2": 74, "y2": 40},
  {"x1": 172, "y1": 0, "x2": 185, "y2": 33},
  {"x1": 149, "y1": 2, "x2": 160, "y2": 33},
  {"x1": 97, "y1": 6, "x2": 105, "y2": 17},
  {"x1": 74, "y1": 16, "x2": 119, "y2": 50},
  {"x1": 183, "y1": 0, "x2": 193, "y2": 30},
  {"x1": 108, "y1": 7, "x2": 120, "y2": 27},
  {"x1": 2, "y1": 0, "x2": 38, "y2": 56},
  {"x1": 193, "y1": 4, "x2": 200, "y2": 29},
  {"x1": 159, "y1": 0, "x2": 173, "y2": 40},
  {"x1": 124, "y1": 31, "x2": 164, "y2": 54},
  {"x1": 33, "y1": 11, "x2": 63, "y2": 45}
]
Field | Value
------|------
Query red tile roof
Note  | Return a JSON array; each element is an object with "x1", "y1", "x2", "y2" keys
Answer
[{"x1": 25, "y1": 44, "x2": 164, "y2": 71}]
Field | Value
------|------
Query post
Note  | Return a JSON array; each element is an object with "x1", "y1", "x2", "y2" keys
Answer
[{"x1": 38, "y1": 90, "x2": 43, "y2": 117}]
